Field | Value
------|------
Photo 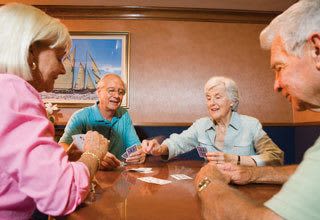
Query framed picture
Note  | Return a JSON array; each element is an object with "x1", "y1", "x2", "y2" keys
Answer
[{"x1": 41, "y1": 32, "x2": 130, "y2": 108}]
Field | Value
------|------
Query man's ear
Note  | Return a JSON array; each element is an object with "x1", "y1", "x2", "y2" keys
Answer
[
  {"x1": 96, "y1": 88, "x2": 100, "y2": 96},
  {"x1": 310, "y1": 33, "x2": 320, "y2": 70}
]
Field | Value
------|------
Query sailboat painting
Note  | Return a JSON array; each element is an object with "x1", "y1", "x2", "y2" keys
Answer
[{"x1": 41, "y1": 32, "x2": 129, "y2": 108}]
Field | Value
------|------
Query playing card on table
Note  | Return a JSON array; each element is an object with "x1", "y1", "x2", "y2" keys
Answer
[
  {"x1": 72, "y1": 134, "x2": 85, "y2": 151},
  {"x1": 138, "y1": 177, "x2": 171, "y2": 185},
  {"x1": 126, "y1": 145, "x2": 138, "y2": 155},
  {"x1": 127, "y1": 167, "x2": 153, "y2": 173},
  {"x1": 196, "y1": 146, "x2": 208, "y2": 158},
  {"x1": 170, "y1": 174, "x2": 193, "y2": 180}
]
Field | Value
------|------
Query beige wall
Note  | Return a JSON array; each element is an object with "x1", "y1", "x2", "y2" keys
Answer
[
  {"x1": 293, "y1": 110, "x2": 320, "y2": 124},
  {"x1": 52, "y1": 19, "x2": 293, "y2": 125}
]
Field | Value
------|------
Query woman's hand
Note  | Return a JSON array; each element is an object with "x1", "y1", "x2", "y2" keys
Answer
[
  {"x1": 100, "y1": 152, "x2": 121, "y2": 170},
  {"x1": 141, "y1": 139, "x2": 168, "y2": 156},
  {"x1": 206, "y1": 152, "x2": 238, "y2": 164},
  {"x1": 83, "y1": 131, "x2": 109, "y2": 159},
  {"x1": 65, "y1": 143, "x2": 83, "y2": 161}
]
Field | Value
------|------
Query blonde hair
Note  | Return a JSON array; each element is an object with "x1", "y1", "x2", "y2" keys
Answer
[
  {"x1": 204, "y1": 76, "x2": 239, "y2": 111},
  {"x1": 260, "y1": 0, "x2": 320, "y2": 56},
  {"x1": 0, "y1": 3, "x2": 71, "y2": 81}
]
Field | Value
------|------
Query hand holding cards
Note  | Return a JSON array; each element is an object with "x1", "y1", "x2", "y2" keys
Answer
[
  {"x1": 72, "y1": 134, "x2": 85, "y2": 151},
  {"x1": 127, "y1": 145, "x2": 139, "y2": 155},
  {"x1": 72, "y1": 131, "x2": 110, "y2": 155},
  {"x1": 196, "y1": 146, "x2": 208, "y2": 158},
  {"x1": 121, "y1": 144, "x2": 139, "y2": 159},
  {"x1": 122, "y1": 145, "x2": 145, "y2": 164}
]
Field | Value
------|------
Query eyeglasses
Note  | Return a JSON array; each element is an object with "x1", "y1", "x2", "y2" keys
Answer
[{"x1": 106, "y1": 87, "x2": 126, "y2": 96}]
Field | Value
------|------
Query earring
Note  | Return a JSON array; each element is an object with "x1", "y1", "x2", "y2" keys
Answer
[{"x1": 31, "y1": 62, "x2": 37, "y2": 70}]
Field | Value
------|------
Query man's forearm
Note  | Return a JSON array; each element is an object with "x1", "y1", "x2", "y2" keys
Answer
[
  {"x1": 160, "y1": 144, "x2": 169, "y2": 155},
  {"x1": 199, "y1": 180, "x2": 281, "y2": 220},
  {"x1": 251, "y1": 165, "x2": 297, "y2": 184}
]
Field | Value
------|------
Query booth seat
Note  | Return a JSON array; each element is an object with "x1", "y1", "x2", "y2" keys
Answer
[{"x1": 55, "y1": 125, "x2": 320, "y2": 165}]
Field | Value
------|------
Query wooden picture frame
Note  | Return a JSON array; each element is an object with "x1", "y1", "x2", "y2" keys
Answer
[{"x1": 41, "y1": 31, "x2": 130, "y2": 108}]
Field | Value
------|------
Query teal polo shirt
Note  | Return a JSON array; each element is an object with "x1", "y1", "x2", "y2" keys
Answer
[{"x1": 59, "y1": 103, "x2": 141, "y2": 159}]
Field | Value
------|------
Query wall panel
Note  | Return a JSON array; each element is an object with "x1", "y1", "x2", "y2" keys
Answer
[{"x1": 52, "y1": 19, "x2": 292, "y2": 125}]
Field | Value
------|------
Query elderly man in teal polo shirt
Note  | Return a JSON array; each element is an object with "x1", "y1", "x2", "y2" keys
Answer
[{"x1": 60, "y1": 74, "x2": 145, "y2": 170}]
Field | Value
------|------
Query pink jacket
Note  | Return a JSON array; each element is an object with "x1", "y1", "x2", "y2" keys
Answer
[{"x1": 0, "y1": 74, "x2": 90, "y2": 219}]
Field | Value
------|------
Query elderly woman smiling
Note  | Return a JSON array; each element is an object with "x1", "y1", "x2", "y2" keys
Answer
[
  {"x1": 142, "y1": 76, "x2": 284, "y2": 166},
  {"x1": 0, "y1": 3, "x2": 109, "y2": 219}
]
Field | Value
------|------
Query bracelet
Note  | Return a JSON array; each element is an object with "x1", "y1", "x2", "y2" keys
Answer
[
  {"x1": 82, "y1": 151, "x2": 101, "y2": 170},
  {"x1": 198, "y1": 177, "x2": 211, "y2": 192},
  {"x1": 237, "y1": 155, "x2": 241, "y2": 165}
]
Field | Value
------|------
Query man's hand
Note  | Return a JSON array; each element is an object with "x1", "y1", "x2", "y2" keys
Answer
[
  {"x1": 195, "y1": 162, "x2": 231, "y2": 189},
  {"x1": 206, "y1": 152, "x2": 238, "y2": 164},
  {"x1": 141, "y1": 139, "x2": 167, "y2": 156},
  {"x1": 217, "y1": 163, "x2": 255, "y2": 185},
  {"x1": 100, "y1": 152, "x2": 121, "y2": 171},
  {"x1": 126, "y1": 148, "x2": 146, "y2": 164}
]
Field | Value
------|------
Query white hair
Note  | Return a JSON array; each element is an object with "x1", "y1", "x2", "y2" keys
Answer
[
  {"x1": 0, "y1": 3, "x2": 71, "y2": 81},
  {"x1": 204, "y1": 76, "x2": 239, "y2": 111},
  {"x1": 260, "y1": 0, "x2": 320, "y2": 56},
  {"x1": 97, "y1": 74, "x2": 126, "y2": 91}
]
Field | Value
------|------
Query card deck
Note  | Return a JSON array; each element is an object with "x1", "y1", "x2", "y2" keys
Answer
[
  {"x1": 196, "y1": 146, "x2": 208, "y2": 158},
  {"x1": 126, "y1": 145, "x2": 138, "y2": 155},
  {"x1": 121, "y1": 151, "x2": 129, "y2": 159},
  {"x1": 72, "y1": 134, "x2": 85, "y2": 151}
]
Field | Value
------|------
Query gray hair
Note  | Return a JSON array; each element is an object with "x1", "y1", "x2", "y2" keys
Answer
[
  {"x1": 0, "y1": 3, "x2": 71, "y2": 81},
  {"x1": 204, "y1": 76, "x2": 239, "y2": 111},
  {"x1": 260, "y1": 0, "x2": 320, "y2": 56},
  {"x1": 97, "y1": 74, "x2": 126, "y2": 91}
]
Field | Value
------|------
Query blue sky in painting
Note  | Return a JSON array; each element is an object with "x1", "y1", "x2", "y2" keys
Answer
[{"x1": 71, "y1": 38, "x2": 123, "y2": 79}]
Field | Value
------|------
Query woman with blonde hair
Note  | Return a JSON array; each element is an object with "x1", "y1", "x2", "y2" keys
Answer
[{"x1": 0, "y1": 3, "x2": 109, "y2": 219}]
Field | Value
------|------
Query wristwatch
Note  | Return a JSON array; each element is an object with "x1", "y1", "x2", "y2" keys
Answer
[{"x1": 198, "y1": 177, "x2": 211, "y2": 192}]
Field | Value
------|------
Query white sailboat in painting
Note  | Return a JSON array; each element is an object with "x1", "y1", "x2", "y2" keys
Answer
[
  {"x1": 40, "y1": 38, "x2": 127, "y2": 106},
  {"x1": 89, "y1": 53, "x2": 102, "y2": 82},
  {"x1": 53, "y1": 48, "x2": 102, "y2": 93},
  {"x1": 74, "y1": 62, "x2": 85, "y2": 90},
  {"x1": 54, "y1": 47, "x2": 75, "y2": 90}
]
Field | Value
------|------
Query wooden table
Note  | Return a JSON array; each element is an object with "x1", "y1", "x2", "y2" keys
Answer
[{"x1": 62, "y1": 157, "x2": 281, "y2": 220}]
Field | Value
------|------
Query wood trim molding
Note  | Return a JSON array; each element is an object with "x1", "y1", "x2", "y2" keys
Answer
[
  {"x1": 35, "y1": 5, "x2": 280, "y2": 24},
  {"x1": 55, "y1": 122, "x2": 320, "y2": 127},
  {"x1": 133, "y1": 122, "x2": 320, "y2": 127}
]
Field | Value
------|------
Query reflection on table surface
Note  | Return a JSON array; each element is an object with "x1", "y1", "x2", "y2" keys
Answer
[{"x1": 61, "y1": 157, "x2": 281, "y2": 220}]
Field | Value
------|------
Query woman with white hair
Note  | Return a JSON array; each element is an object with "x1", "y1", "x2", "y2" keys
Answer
[
  {"x1": 0, "y1": 3, "x2": 109, "y2": 219},
  {"x1": 142, "y1": 76, "x2": 284, "y2": 166}
]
